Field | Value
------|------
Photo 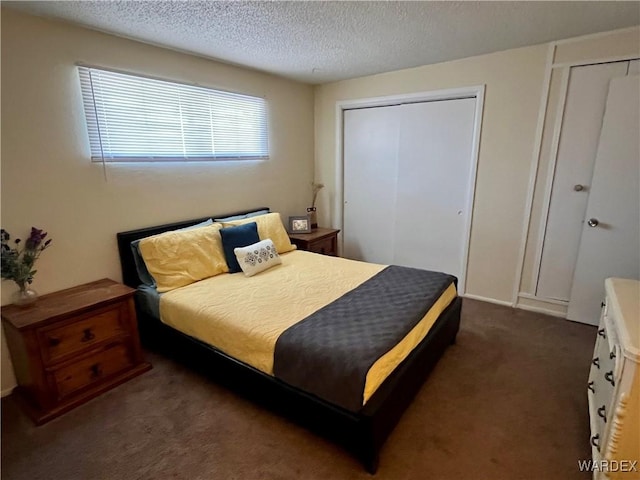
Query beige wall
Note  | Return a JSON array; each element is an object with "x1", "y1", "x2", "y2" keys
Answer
[
  {"x1": 0, "y1": 9, "x2": 315, "y2": 392},
  {"x1": 314, "y1": 43, "x2": 549, "y2": 305}
]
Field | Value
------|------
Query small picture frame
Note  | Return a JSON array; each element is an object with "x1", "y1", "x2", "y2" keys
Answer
[{"x1": 288, "y1": 215, "x2": 312, "y2": 233}]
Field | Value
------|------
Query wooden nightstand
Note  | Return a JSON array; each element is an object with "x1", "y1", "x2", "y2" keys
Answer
[
  {"x1": 1, "y1": 278, "x2": 151, "y2": 424},
  {"x1": 289, "y1": 227, "x2": 340, "y2": 256}
]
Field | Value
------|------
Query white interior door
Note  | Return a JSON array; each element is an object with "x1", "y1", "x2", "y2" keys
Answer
[
  {"x1": 343, "y1": 106, "x2": 400, "y2": 263},
  {"x1": 567, "y1": 75, "x2": 640, "y2": 324},
  {"x1": 537, "y1": 62, "x2": 628, "y2": 300},
  {"x1": 393, "y1": 99, "x2": 476, "y2": 278}
]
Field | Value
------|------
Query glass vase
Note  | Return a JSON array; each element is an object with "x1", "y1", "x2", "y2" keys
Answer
[
  {"x1": 307, "y1": 206, "x2": 318, "y2": 229},
  {"x1": 12, "y1": 284, "x2": 38, "y2": 307}
]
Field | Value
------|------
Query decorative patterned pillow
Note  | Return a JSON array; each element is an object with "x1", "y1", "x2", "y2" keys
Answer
[{"x1": 234, "y1": 239, "x2": 282, "y2": 277}]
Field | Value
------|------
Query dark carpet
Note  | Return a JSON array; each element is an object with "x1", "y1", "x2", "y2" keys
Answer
[{"x1": 1, "y1": 299, "x2": 595, "y2": 480}]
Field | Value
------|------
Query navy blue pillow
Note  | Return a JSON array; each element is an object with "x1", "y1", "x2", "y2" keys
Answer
[{"x1": 220, "y1": 222, "x2": 260, "y2": 273}]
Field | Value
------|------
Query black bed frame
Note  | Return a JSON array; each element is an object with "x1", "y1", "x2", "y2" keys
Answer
[{"x1": 116, "y1": 209, "x2": 462, "y2": 473}]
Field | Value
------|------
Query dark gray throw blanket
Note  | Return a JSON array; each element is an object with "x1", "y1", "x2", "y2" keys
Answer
[{"x1": 273, "y1": 265, "x2": 455, "y2": 412}]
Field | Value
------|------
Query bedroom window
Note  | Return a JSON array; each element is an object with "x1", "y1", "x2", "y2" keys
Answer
[{"x1": 77, "y1": 66, "x2": 269, "y2": 162}]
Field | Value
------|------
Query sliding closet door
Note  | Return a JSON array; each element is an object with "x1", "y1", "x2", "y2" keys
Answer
[
  {"x1": 343, "y1": 97, "x2": 477, "y2": 280},
  {"x1": 343, "y1": 106, "x2": 401, "y2": 263},
  {"x1": 393, "y1": 99, "x2": 476, "y2": 277}
]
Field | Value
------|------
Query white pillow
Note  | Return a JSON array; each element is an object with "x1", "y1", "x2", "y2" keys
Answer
[{"x1": 234, "y1": 239, "x2": 282, "y2": 277}]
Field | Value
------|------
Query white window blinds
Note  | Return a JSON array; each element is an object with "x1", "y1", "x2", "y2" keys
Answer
[{"x1": 78, "y1": 66, "x2": 269, "y2": 162}]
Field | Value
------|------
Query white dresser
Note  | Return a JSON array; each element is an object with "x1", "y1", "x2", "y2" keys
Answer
[{"x1": 588, "y1": 278, "x2": 640, "y2": 479}]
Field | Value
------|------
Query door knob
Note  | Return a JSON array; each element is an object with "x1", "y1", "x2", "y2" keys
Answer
[
  {"x1": 574, "y1": 184, "x2": 585, "y2": 191},
  {"x1": 587, "y1": 218, "x2": 599, "y2": 227}
]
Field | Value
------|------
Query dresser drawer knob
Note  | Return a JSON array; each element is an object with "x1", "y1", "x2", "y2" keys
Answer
[
  {"x1": 48, "y1": 337, "x2": 61, "y2": 347},
  {"x1": 604, "y1": 371, "x2": 615, "y2": 387},
  {"x1": 90, "y1": 363, "x2": 102, "y2": 379},
  {"x1": 592, "y1": 357, "x2": 600, "y2": 369},
  {"x1": 609, "y1": 350, "x2": 616, "y2": 360},
  {"x1": 597, "y1": 328, "x2": 606, "y2": 339},
  {"x1": 591, "y1": 434, "x2": 600, "y2": 450},
  {"x1": 601, "y1": 302, "x2": 606, "y2": 308},
  {"x1": 81, "y1": 328, "x2": 96, "y2": 342},
  {"x1": 587, "y1": 381, "x2": 595, "y2": 393},
  {"x1": 597, "y1": 405, "x2": 607, "y2": 423}
]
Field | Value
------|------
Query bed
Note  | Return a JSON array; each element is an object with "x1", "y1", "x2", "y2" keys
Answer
[{"x1": 116, "y1": 208, "x2": 462, "y2": 473}]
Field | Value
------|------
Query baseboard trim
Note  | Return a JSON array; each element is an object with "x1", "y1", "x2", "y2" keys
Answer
[
  {"x1": 516, "y1": 302, "x2": 567, "y2": 318},
  {"x1": 462, "y1": 293, "x2": 569, "y2": 319},
  {"x1": 518, "y1": 292, "x2": 568, "y2": 306},
  {"x1": 461, "y1": 293, "x2": 513, "y2": 307},
  {"x1": 1, "y1": 386, "x2": 16, "y2": 398},
  {"x1": 516, "y1": 292, "x2": 568, "y2": 318}
]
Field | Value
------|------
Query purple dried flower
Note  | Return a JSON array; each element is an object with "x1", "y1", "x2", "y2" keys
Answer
[
  {"x1": 25, "y1": 228, "x2": 47, "y2": 250},
  {"x1": 1, "y1": 226, "x2": 52, "y2": 286}
]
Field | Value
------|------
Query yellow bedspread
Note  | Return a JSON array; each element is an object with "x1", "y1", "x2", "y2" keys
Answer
[{"x1": 159, "y1": 250, "x2": 456, "y2": 405}]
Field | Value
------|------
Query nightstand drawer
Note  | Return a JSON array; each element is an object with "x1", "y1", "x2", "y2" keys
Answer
[
  {"x1": 52, "y1": 342, "x2": 133, "y2": 400},
  {"x1": 2, "y1": 279, "x2": 151, "y2": 424},
  {"x1": 289, "y1": 228, "x2": 340, "y2": 257},
  {"x1": 38, "y1": 305, "x2": 127, "y2": 365},
  {"x1": 310, "y1": 236, "x2": 337, "y2": 256}
]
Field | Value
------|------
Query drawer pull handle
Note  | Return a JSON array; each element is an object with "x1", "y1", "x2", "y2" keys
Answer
[
  {"x1": 601, "y1": 302, "x2": 606, "y2": 308},
  {"x1": 591, "y1": 434, "x2": 600, "y2": 450},
  {"x1": 597, "y1": 405, "x2": 607, "y2": 423},
  {"x1": 592, "y1": 357, "x2": 600, "y2": 369},
  {"x1": 609, "y1": 351, "x2": 616, "y2": 360},
  {"x1": 48, "y1": 337, "x2": 61, "y2": 347},
  {"x1": 81, "y1": 328, "x2": 96, "y2": 342},
  {"x1": 598, "y1": 328, "x2": 606, "y2": 339},
  {"x1": 587, "y1": 381, "x2": 595, "y2": 393},
  {"x1": 90, "y1": 364, "x2": 102, "y2": 379},
  {"x1": 604, "y1": 371, "x2": 615, "y2": 387}
]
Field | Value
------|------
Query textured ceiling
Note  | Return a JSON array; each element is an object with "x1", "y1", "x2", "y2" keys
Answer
[{"x1": 5, "y1": 1, "x2": 640, "y2": 84}]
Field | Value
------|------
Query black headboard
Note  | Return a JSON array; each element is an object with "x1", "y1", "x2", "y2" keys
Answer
[{"x1": 116, "y1": 208, "x2": 270, "y2": 288}]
